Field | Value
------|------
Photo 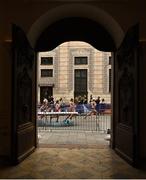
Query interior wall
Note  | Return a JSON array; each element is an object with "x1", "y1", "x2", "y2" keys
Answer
[
  {"x1": 139, "y1": 41, "x2": 146, "y2": 160},
  {"x1": 0, "y1": 0, "x2": 146, "y2": 160},
  {"x1": 0, "y1": 41, "x2": 11, "y2": 157}
]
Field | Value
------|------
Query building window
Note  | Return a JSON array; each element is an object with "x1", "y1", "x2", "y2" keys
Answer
[
  {"x1": 74, "y1": 69, "x2": 87, "y2": 98},
  {"x1": 74, "y1": 57, "x2": 88, "y2": 65},
  {"x1": 109, "y1": 56, "x2": 111, "y2": 65},
  {"x1": 109, "y1": 69, "x2": 111, "y2": 92},
  {"x1": 41, "y1": 69, "x2": 53, "y2": 77},
  {"x1": 41, "y1": 57, "x2": 53, "y2": 65},
  {"x1": 40, "y1": 86, "x2": 53, "y2": 103}
]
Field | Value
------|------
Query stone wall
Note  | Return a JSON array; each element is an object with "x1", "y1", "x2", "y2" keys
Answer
[{"x1": 38, "y1": 41, "x2": 111, "y2": 104}]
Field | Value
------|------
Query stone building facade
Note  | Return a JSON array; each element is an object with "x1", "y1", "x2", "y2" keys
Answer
[{"x1": 37, "y1": 41, "x2": 111, "y2": 104}]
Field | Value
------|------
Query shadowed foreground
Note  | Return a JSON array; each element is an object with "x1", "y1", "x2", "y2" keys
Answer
[{"x1": 0, "y1": 147, "x2": 146, "y2": 179}]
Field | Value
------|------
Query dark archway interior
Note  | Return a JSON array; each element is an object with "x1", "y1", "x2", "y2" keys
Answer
[{"x1": 35, "y1": 17, "x2": 116, "y2": 52}]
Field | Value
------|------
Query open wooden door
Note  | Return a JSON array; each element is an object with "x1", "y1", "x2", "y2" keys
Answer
[
  {"x1": 11, "y1": 24, "x2": 36, "y2": 164},
  {"x1": 113, "y1": 24, "x2": 139, "y2": 166}
]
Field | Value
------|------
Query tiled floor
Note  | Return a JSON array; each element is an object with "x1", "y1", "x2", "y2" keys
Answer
[
  {"x1": 1, "y1": 147, "x2": 146, "y2": 179},
  {"x1": 0, "y1": 130, "x2": 146, "y2": 179}
]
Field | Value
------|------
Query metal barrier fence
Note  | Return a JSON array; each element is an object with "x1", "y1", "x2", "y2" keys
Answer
[{"x1": 37, "y1": 113, "x2": 111, "y2": 133}]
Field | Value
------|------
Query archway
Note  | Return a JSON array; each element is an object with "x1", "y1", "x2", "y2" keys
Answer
[
  {"x1": 27, "y1": 3, "x2": 124, "y2": 151},
  {"x1": 12, "y1": 4, "x2": 139, "y2": 166},
  {"x1": 34, "y1": 17, "x2": 116, "y2": 52},
  {"x1": 27, "y1": 3, "x2": 124, "y2": 49}
]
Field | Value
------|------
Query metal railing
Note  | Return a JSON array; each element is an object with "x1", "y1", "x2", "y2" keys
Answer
[{"x1": 37, "y1": 113, "x2": 111, "y2": 133}]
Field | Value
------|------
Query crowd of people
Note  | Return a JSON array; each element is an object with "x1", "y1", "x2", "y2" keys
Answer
[
  {"x1": 38, "y1": 97, "x2": 76, "y2": 122},
  {"x1": 38, "y1": 95, "x2": 111, "y2": 124},
  {"x1": 38, "y1": 95, "x2": 110, "y2": 116}
]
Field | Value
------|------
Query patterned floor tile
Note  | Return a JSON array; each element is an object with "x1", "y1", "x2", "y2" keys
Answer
[{"x1": 1, "y1": 147, "x2": 146, "y2": 179}]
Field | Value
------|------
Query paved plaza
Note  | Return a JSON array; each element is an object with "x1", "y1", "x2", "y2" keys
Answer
[
  {"x1": 38, "y1": 129, "x2": 110, "y2": 148},
  {"x1": 38, "y1": 114, "x2": 111, "y2": 148}
]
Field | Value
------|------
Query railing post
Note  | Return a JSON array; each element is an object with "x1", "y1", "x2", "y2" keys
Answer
[{"x1": 96, "y1": 114, "x2": 97, "y2": 131}]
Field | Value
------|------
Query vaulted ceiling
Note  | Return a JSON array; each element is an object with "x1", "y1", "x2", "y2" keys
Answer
[{"x1": 35, "y1": 17, "x2": 116, "y2": 52}]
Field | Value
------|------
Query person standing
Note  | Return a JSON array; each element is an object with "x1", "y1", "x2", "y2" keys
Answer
[
  {"x1": 54, "y1": 100, "x2": 61, "y2": 122},
  {"x1": 84, "y1": 99, "x2": 97, "y2": 118},
  {"x1": 64, "y1": 98, "x2": 76, "y2": 124},
  {"x1": 99, "y1": 98, "x2": 106, "y2": 114},
  {"x1": 50, "y1": 100, "x2": 61, "y2": 123},
  {"x1": 95, "y1": 96, "x2": 101, "y2": 114}
]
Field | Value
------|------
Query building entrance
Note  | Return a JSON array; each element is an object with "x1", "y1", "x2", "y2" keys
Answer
[{"x1": 11, "y1": 15, "x2": 139, "y2": 166}]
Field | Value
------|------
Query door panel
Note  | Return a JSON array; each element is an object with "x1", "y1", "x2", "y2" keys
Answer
[
  {"x1": 113, "y1": 24, "x2": 139, "y2": 165},
  {"x1": 11, "y1": 24, "x2": 36, "y2": 164}
]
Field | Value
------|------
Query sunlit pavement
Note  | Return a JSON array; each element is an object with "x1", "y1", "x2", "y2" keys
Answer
[{"x1": 38, "y1": 129, "x2": 110, "y2": 148}]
